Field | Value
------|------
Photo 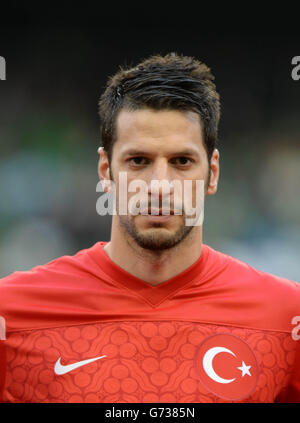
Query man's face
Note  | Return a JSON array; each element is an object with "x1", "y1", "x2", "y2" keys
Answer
[{"x1": 100, "y1": 108, "x2": 219, "y2": 251}]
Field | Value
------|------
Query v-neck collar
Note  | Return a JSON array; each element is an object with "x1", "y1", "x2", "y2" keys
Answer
[{"x1": 88, "y1": 241, "x2": 210, "y2": 307}]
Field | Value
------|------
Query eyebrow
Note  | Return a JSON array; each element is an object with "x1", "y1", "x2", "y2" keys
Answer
[{"x1": 122, "y1": 148, "x2": 200, "y2": 157}]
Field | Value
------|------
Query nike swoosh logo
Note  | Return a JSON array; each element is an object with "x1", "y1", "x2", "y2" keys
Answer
[{"x1": 54, "y1": 355, "x2": 107, "y2": 375}]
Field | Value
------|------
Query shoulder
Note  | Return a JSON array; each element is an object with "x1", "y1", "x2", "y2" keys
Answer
[
  {"x1": 0, "y1": 242, "x2": 103, "y2": 288},
  {"x1": 207, "y1": 244, "x2": 300, "y2": 292},
  {"x1": 205, "y1": 245, "x2": 300, "y2": 331},
  {"x1": 0, "y1": 253, "x2": 73, "y2": 292},
  {"x1": 0, "y1": 242, "x2": 105, "y2": 332}
]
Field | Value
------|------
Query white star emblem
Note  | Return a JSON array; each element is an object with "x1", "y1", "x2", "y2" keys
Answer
[{"x1": 237, "y1": 361, "x2": 251, "y2": 377}]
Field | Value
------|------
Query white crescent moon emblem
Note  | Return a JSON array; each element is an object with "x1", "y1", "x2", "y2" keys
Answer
[{"x1": 203, "y1": 346, "x2": 236, "y2": 384}]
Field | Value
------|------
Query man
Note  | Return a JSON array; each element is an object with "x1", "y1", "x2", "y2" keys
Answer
[{"x1": 0, "y1": 53, "x2": 299, "y2": 403}]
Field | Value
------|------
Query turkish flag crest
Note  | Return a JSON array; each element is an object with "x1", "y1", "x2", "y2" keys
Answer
[{"x1": 194, "y1": 333, "x2": 259, "y2": 401}]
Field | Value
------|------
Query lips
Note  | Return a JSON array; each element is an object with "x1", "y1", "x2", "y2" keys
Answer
[{"x1": 144, "y1": 208, "x2": 175, "y2": 216}]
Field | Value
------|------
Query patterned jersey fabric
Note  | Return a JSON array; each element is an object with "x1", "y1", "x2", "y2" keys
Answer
[{"x1": 0, "y1": 242, "x2": 299, "y2": 403}]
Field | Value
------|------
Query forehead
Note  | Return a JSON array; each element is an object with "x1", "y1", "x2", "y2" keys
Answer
[{"x1": 114, "y1": 108, "x2": 205, "y2": 154}]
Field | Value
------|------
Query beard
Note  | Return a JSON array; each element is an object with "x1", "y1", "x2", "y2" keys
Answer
[
  {"x1": 110, "y1": 166, "x2": 206, "y2": 252},
  {"x1": 118, "y1": 214, "x2": 194, "y2": 251}
]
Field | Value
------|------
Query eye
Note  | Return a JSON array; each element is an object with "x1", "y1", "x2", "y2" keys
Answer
[
  {"x1": 128, "y1": 157, "x2": 150, "y2": 166},
  {"x1": 170, "y1": 157, "x2": 194, "y2": 166}
]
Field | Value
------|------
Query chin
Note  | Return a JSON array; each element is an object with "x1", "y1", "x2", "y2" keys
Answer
[
  {"x1": 133, "y1": 226, "x2": 193, "y2": 251},
  {"x1": 119, "y1": 214, "x2": 193, "y2": 251}
]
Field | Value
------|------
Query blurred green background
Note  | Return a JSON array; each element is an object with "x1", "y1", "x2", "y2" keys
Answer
[{"x1": 0, "y1": 9, "x2": 299, "y2": 281}]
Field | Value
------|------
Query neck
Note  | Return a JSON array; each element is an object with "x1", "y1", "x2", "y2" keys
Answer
[{"x1": 103, "y1": 220, "x2": 203, "y2": 286}]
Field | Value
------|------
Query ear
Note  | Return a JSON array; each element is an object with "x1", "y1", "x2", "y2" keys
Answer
[
  {"x1": 207, "y1": 148, "x2": 220, "y2": 196},
  {"x1": 97, "y1": 147, "x2": 112, "y2": 192}
]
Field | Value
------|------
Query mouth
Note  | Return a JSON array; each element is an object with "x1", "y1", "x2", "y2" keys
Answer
[
  {"x1": 142, "y1": 208, "x2": 175, "y2": 216},
  {"x1": 136, "y1": 208, "x2": 176, "y2": 224}
]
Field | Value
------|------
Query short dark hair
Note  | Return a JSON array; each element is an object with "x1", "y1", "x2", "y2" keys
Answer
[{"x1": 98, "y1": 52, "x2": 221, "y2": 165}]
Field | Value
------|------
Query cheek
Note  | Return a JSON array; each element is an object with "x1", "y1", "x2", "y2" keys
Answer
[{"x1": 181, "y1": 177, "x2": 207, "y2": 209}]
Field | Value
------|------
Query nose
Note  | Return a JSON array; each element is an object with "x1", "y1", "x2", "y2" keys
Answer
[{"x1": 146, "y1": 158, "x2": 175, "y2": 200}]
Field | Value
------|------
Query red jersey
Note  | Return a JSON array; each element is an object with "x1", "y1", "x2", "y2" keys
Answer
[{"x1": 0, "y1": 241, "x2": 299, "y2": 403}]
